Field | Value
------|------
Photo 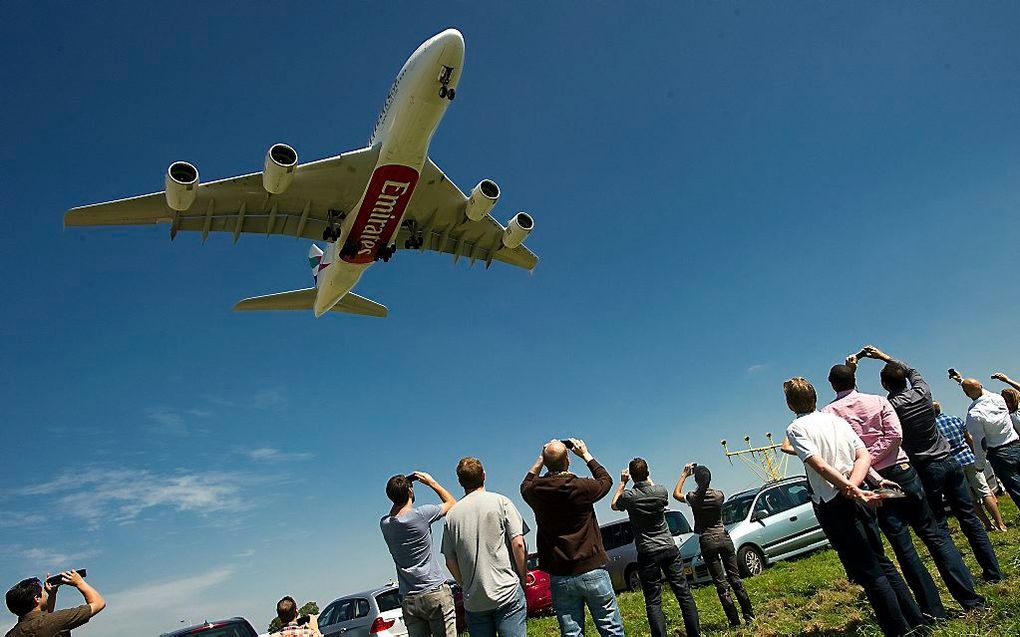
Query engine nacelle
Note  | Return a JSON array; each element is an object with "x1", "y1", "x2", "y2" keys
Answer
[
  {"x1": 165, "y1": 161, "x2": 199, "y2": 211},
  {"x1": 262, "y1": 143, "x2": 298, "y2": 194},
  {"x1": 464, "y1": 179, "x2": 500, "y2": 222},
  {"x1": 501, "y1": 212, "x2": 534, "y2": 249}
]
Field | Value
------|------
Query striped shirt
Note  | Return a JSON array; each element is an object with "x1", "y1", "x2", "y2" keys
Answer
[{"x1": 935, "y1": 413, "x2": 975, "y2": 467}]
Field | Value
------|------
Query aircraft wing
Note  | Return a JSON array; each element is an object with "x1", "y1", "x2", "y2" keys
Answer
[
  {"x1": 396, "y1": 159, "x2": 539, "y2": 271},
  {"x1": 64, "y1": 147, "x2": 382, "y2": 242}
]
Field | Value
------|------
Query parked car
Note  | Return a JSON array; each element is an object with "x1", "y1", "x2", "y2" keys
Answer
[
  {"x1": 318, "y1": 582, "x2": 466, "y2": 637},
  {"x1": 679, "y1": 475, "x2": 828, "y2": 585},
  {"x1": 602, "y1": 509, "x2": 695, "y2": 592},
  {"x1": 318, "y1": 585, "x2": 407, "y2": 637},
  {"x1": 161, "y1": 617, "x2": 258, "y2": 637},
  {"x1": 524, "y1": 552, "x2": 553, "y2": 616}
]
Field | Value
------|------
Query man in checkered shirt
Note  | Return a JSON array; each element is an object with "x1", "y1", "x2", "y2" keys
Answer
[
  {"x1": 275, "y1": 596, "x2": 320, "y2": 636},
  {"x1": 934, "y1": 402, "x2": 1006, "y2": 532}
]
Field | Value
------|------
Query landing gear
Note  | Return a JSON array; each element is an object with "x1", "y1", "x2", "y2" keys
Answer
[
  {"x1": 376, "y1": 244, "x2": 397, "y2": 262},
  {"x1": 322, "y1": 209, "x2": 346, "y2": 242},
  {"x1": 438, "y1": 65, "x2": 455, "y2": 101},
  {"x1": 402, "y1": 220, "x2": 425, "y2": 249}
]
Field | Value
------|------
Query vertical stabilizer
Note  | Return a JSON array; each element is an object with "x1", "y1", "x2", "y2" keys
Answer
[{"x1": 308, "y1": 244, "x2": 325, "y2": 286}]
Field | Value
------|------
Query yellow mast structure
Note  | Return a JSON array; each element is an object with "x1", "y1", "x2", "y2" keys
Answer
[{"x1": 720, "y1": 433, "x2": 790, "y2": 484}]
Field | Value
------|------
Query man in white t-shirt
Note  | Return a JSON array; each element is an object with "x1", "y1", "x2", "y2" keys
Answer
[
  {"x1": 442, "y1": 457, "x2": 528, "y2": 637},
  {"x1": 954, "y1": 374, "x2": 1020, "y2": 509},
  {"x1": 782, "y1": 377, "x2": 925, "y2": 637}
]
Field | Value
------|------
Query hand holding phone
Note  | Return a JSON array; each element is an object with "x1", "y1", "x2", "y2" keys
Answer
[
  {"x1": 46, "y1": 569, "x2": 86, "y2": 587},
  {"x1": 560, "y1": 439, "x2": 575, "y2": 449}
]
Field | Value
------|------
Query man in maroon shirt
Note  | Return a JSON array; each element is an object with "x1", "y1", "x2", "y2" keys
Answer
[{"x1": 521, "y1": 439, "x2": 622, "y2": 637}]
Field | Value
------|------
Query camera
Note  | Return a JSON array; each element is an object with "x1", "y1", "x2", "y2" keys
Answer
[{"x1": 561, "y1": 439, "x2": 575, "y2": 449}]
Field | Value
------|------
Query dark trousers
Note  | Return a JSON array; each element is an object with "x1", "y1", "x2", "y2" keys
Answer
[
  {"x1": 699, "y1": 532, "x2": 753, "y2": 626},
  {"x1": 915, "y1": 454, "x2": 1003, "y2": 582},
  {"x1": 876, "y1": 463, "x2": 984, "y2": 615},
  {"x1": 987, "y1": 441, "x2": 1020, "y2": 508},
  {"x1": 815, "y1": 494, "x2": 924, "y2": 637},
  {"x1": 638, "y1": 545, "x2": 701, "y2": 637}
]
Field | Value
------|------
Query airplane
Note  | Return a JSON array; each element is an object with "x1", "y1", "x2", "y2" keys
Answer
[{"x1": 64, "y1": 28, "x2": 537, "y2": 318}]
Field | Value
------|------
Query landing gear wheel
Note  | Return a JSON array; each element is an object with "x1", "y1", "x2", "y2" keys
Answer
[
  {"x1": 439, "y1": 86, "x2": 448, "y2": 99},
  {"x1": 737, "y1": 545, "x2": 765, "y2": 578},
  {"x1": 447, "y1": 88, "x2": 455, "y2": 101},
  {"x1": 404, "y1": 239, "x2": 414, "y2": 249},
  {"x1": 322, "y1": 228, "x2": 332, "y2": 241}
]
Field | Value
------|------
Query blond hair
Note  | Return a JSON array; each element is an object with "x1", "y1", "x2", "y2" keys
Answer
[{"x1": 784, "y1": 377, "x2": 817, "y2": 414}]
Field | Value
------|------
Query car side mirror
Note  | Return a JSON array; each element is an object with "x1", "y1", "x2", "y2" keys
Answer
[{"x1": 751, "y1": 509, "x2": 769, "y2": 523}]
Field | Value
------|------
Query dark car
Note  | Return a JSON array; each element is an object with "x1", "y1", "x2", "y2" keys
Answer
[{"x1": 161, "y1": 617, "x2": 258, "y2": 637}]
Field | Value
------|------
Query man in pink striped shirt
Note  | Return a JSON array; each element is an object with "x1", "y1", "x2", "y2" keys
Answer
[{"x1": 821, "y1": 357, "x2": 984, "y2": 620}]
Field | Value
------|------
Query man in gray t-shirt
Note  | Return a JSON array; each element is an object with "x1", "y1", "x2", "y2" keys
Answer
[
  {"x1": 380, "y1": 472, "x2": 457, "y2": 637},
  {"x1": 442, "y1": 458, "x2": 528, "y2": 637},
  {"x1": 611, "y1": 458, "x2": 701, "y2": 637}
]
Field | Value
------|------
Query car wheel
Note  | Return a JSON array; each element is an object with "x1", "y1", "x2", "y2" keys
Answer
[
  {"x1": 737, "y1": 545, "x2": 765, "y2": 577},
  {"x1": 626, "y1": 567, "x2": 642, "y2": 592}
]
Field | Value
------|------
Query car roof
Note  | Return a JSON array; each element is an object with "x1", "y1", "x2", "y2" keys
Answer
[
  {"x1": 161, "y1": 618, "x2": 252, "y2": 636},
  {"x1": 325, "y1": 584, "x2": 398, "y2": 604},
  {"x1": 600, "y1": 508, "x2": 687, "y2": 529},
  {"x1": 728, "y1": 475, "x2": 808, "y2": 501}
]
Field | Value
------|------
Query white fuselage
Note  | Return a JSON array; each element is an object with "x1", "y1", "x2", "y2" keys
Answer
[{"x1": 313, "y1": 29, "x2": 464, "y2": 317}]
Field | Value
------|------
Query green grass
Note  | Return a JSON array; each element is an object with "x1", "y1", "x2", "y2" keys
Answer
[{"x1": 527, "y1": 498, "x2": 1020, "y2": 636}]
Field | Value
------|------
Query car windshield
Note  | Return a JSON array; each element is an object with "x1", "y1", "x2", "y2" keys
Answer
[
  {"x1": 375, "y1": 590, "x2": 401, "y2": 613},
  {"x1": 722, "y1": 493, "x2": 755, "y2": 525}
]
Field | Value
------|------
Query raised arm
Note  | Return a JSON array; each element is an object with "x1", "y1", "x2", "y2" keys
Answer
[
  {"x1": 569, "y1": 439, "x2": 613, "y2": 503},
  {"x1": 64, "y1": 570, "x2": 105, "y2": 616},
  {"x1": 413, "y1": 472, "x2": 457, "y2": 515},
  {"x1": 610, "y1": 469, "x2": 630, "y2": 511},
  {"x1": 992, "y1": 372, "x2": 1020, "y2": 392},
  {"x1": 672, "y1": 463, "x2": 694, "y2": 502}
]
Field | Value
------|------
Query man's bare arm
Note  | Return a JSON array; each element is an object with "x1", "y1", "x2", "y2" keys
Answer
[
  {"x1": 413, "y1": 472, "x2": 458, "y2": 515},
  {"x1": 780, "y1": 437, "x2": 797, "y2": 456},
  {"x1": 63, "y1": 570, "x2": 105, "y2": 616},
  {"x1": 445, "y1": 557, "x2": 463, "y2": 585},
  {"x1": 672, "y1": 464, "x2": 694, "y2": 502},
  {"x1": 610, "y1": 469, "x2": 629, "y2": 511},
  {"x1": 510, "y1": 535, "x2": 528, "y2": 587},
  {"x1": 992, "y1": 373, "x2": 1020, "y2": 392}
]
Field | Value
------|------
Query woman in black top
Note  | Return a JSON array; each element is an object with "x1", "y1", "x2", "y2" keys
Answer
[{"x1": 674, "y1": 464, "x2": 754, "y2": 627}]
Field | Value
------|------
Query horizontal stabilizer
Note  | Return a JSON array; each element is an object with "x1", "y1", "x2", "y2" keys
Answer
[{"x1": 233, "y1": 288, "x2": 387, "y2": 318}]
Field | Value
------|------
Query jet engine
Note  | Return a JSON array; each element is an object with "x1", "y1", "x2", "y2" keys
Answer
[
  {"x1": 262, "y1": 143, "x2": 298, "y2": 194},
  {"x1": 165, "y1": 161, "x2": 199, "y2": 211},
  {"x1": 464, "y1": 179, "x2": 500, "y2": 222},
  {"x1": 501, "y1": 212, "x2": 534, "y2": 249}
]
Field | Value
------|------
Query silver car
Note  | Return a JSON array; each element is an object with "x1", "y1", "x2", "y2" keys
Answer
[
  {"x1": 602, "y1": 509, "x2": 695, "y2": 592},
  {"x1": 679, "y1": 476, "x2": 829, "y2": 584},
  {"x1": 318, "y1": 585, "x2": 407, "y2": 637}
]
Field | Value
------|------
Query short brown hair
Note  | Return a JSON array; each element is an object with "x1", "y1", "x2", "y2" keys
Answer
[
  {"x1": 277, "y1": 596, "x2": 297, "y2": 623},
  {"x1": 628, "y1": 458, "x2": 649, "y2": 482},
  {"x1": 386, "y1": 475, "x2": 412, "y2": 505},
  {"x1": 784, "y1": 377, "x2": 817, "y2": 414},
  {"x1": 457, "y1": 457, "x2": 485, "y2": 490},
  {"x1": 1003, "y1": 388, "x2": 1020, "y2": 413}
]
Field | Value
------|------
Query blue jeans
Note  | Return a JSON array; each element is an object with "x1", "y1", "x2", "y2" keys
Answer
[
  {"x1": 876, "y1": 463, "x2": 983, "y2": 616},
  {"x1": 987, "y1": 441, "x2": 1020, "y2": 512},
  {"x1": 465, "y1": 586, "x2": 527, "y2": 637},
  {"x1": 550, "y1": 569, "x2": 625, "y2": 637},
  {"x1": 915, "y1": 455, "x2": 1002, "y2": 582}
]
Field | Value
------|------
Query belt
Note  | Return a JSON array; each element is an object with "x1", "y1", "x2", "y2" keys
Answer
[{"x1": 988, "y1": 439, "x2": 1019, "y2": 452}]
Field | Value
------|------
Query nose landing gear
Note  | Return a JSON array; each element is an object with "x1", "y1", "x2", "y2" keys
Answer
[
  {"x1": 438, "y1": 65, "x2": 456, "y2": 101},
  {"x1": 322, "y1": 209, "x2": 346, "y2": 242}
]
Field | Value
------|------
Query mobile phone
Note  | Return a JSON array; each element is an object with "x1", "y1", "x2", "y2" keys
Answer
[
  {"x1": 405, "y1": 473, "x2": 419, "y2": 482},
  {"x1": 854, "y1": 348, "x2": 869, "y2": 360},
  {"x1": 948, "y1": 368, "x2": 958, "y2": 378},
  {"x1": 46, "y1": 569, "x2": 86, "y2": 587},
  {"x1": 561, "y1": 439, "x2": 575, "y2": 449}
]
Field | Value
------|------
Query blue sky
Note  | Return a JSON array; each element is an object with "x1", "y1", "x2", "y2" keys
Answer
[{"x1": 2, "y1": 2, "x2": 1019, "y2": 634}]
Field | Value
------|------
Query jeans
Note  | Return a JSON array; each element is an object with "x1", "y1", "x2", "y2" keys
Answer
[
  {"x1": 402, "y1": 583, "x2": 457, "y2": 637},
  {"x1": 699, "y1": 532, "x2": 753, "y2": 626},
  {"x1": 815, "y1": 494, "x2": 924, "y2": 637},
  {"x1": 876, "y1": 463, "x2": 984, "y2": 615},
  {"x1": 549, "y1": 568, "x2": 625, "y2": 637},
  {"x1": 987, "y1": 441, "x2": 1020, "y2": 510},
  {"x1": 465, "y1": 586, "x2": 527, "y2": 637},
  {"x1": 915, "y1": 454, "x2": 1003, "y2": 582},
  {"x1": 637, "y1": 545, "x2": 701, "y2": 637}
]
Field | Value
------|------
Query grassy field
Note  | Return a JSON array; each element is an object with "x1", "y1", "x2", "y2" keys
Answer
[{"x1": 527, "y1": 499, "x2": 1020, "y2": 636}]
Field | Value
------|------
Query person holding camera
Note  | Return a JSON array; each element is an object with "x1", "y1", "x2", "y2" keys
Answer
[
  {"x1": 380, "y1": 471, "x2": 458, "y2": 637},
  {"x1": 521, "y1": 438, "x2": 622, "y2": 637},
  {"x1": 673, "y1": 463, "x2": 753, "y2": 628},
  {"x1": 953, "y1": 372, "x2": 1020, "y2": 514},
  {"x1": 610, "y1": 457, "x2": 701, "y2": 637},
  {"x1": 274, "y1": 596, "x2": 320, "y2": 636},
  {"x1": 5, "y1": 570, "x2": 105, "y2": 637}
]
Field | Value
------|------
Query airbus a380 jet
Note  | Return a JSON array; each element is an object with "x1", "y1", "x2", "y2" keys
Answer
[{"x1": 65, "y1": 28, "x2": 537, "y2": 318}]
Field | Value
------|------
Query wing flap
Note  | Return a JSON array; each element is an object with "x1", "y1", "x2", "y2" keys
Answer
[{"x1": 233, "y1": 288, "x2": 387, "y2": 318}]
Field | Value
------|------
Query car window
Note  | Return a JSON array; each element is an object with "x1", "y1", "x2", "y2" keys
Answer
[
  {"x1": 375, "y1": 590, "x2": 401, "y2": 613},
  {"x1": 665, "y1": 511, "x2": 692, "y2": 535},
  {"x1": 781, "y1": 482, "x2": 812, "y2": 507},
  {"x1": 355, "y1": 599, "x2": 370, "y2": 618},
  {"x1": 756, "y1": 488, "x2": 792, "y2": 516},
  {"x1": 601, "y1": 523, "x2": 631, "y2": 550},
  {"x1": 335, "y1": 600, "x2": 355, "y2": 623},
  {"x1": 318, "y1": 602, "x2": 338, "y2": 627},
  {"x1": 722, "y1": 493, "x2": 755, "y2": 525},
  {"x1": 526, "y1": 554, "x2": 540, "y2": 571}
]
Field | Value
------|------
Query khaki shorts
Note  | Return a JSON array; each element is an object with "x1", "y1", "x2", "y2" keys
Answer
[{"x1": 964, "y1": 464, "x2": 992, "y2": 499}]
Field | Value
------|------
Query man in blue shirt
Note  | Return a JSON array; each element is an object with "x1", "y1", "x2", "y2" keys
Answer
[
  {"x1": 381, "y1": 472, "x2": 458, "y2": 637},
  {"x1": 934, "y1": 402, "x2": 1006, "y2": 532}
]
